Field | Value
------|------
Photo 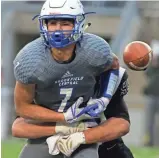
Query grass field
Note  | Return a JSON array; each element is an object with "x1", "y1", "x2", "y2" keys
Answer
[{"x1": 1, "y1": 140, "x2": 159, "y2": 158}]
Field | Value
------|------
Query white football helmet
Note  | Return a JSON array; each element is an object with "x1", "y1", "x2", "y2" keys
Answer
[{"x1": 38, "y1": 0, "x2": 86, "y2": 48}]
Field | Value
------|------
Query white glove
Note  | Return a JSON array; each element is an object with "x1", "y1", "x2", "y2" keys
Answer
[
  {"x1": 86, "y1": 97, "x2": 110, "y2": 117},
  {"x1": 57, "y1": 132, "x2": 86, "y2": 157},
  {"x1": 64, "y1": 97, "x2": 99, "y2": 123},
  {"x1": 47, "y1": 121, "x2": 97, "y2": 156},
  {"x1": 46, "y1": 134, "x2": 61, "y2": 155},
  {"x1": 55, "y1": 122, "x2": 89, "y2": 135}
]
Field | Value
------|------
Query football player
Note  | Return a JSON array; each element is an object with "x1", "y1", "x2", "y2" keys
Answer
[
  {"x1": 12, "y1": 67, "x2": 134, "y2": 158},
  {"x1": 13, "y1": 0, "x2": 121, "y2": 158},
  {"x1": 14, "y1": 0, "x2": 119, "y2": 124}
]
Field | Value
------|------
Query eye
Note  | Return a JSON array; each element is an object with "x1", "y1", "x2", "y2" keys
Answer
[
  {"x1": 61, "y1": 21, "x2": 73, "y2": 26},
  {"x1": 48, "y1": 19, "x2": 57, "y2": 25},
  {"x1": 62, "y1": 22, "x2": 70, "y2": 25},
  {"x1": 50, "y1": 21, "x2": 56, "y2": 25}
]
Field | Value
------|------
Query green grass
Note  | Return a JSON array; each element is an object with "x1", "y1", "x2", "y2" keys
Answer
[
  {"x1": 1, "y1": 140, "x2": 159, "y2": 158},
  {"x1": 1, "y1": 140, "x2": 25, "y2": 158},
  {"x1": 130, "y1": 147, "x2": 159, "y2": 158}
]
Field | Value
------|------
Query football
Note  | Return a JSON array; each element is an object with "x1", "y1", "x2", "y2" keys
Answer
[{"x1": 123, "y1": 41, "x2": 153, "y2": 71}]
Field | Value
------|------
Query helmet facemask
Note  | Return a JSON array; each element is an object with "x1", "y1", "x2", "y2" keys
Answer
[{"x1": 39, "y1": 14, "x2": 85, "y2": 48}]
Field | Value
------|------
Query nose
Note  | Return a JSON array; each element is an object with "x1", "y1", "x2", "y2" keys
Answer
[{"x1": 55, "y1": 22, "x2": 61, "y2": 30}]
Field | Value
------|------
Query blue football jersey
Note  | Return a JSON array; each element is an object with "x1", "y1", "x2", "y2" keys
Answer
[{"x1": 13, "y1": 33, "x2": 114, "y2": 112}]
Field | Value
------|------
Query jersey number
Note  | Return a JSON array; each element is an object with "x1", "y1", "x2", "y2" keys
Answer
[{"x1": 58, "y1": 88, "x2": 73, "y2": 112}]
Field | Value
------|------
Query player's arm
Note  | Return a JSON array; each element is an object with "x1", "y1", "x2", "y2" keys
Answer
[
  {"x1": 12, "y1": 117, "x2": 56, "y2": 138},
  {"x1": 102, "y1": 53, "x2": 120, "y2": 98},
  {"x1": 84, "y1": 98, "x2": 130, "y2": 144},
  {"x1": 87, "y1": 47, "x2": 120, "y2": 116},
  {"x1": 15, "y1": 81, "x2": 65, "y2": 122},
  {"x1": 12, "y1": 116, "x2": 88, "y2": 139},
  {"x1": 15, "y1": 82, "x2": 94, "y2": 123},
  {"x1": 85, "y1": 119, "x2": 129, "y2": 144},
  {"x1": 84, "y1": 70, "x2": 130, "y2": 143},
  {"x1": 13, "y1": 50, "x2": 65, "y2": 122}
]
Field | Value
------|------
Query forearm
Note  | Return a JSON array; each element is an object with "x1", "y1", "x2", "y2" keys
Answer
[
  {"x1": 14, "y1": 82, "x2": 65, "y2": 123},
  {"x1": 83, "y1": 117, "x2": 130, "y2": 144},
  {"x1": 16, "y1": 104, "x2": 65, "y2": 123},
  {"x1": 12, "y1": 118, "x2": 56, "y2": 139},
  {"x1": 102, "y1": 54, "x2": 120, "y2": 99}
]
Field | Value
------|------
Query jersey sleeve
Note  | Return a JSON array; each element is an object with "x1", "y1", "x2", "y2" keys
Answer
[
  {"x1": 85, "y1": 34, "x2": 114, "y2": 73},
  {"x1": 104, "y1": 71, "x2": 130, "y2": 122},
  {"x1": 13, "y1": 46, "x2": 37, "y2": 84},
  {"x1": 93, "y1": 39, "x2": 114, "y2": 70}
]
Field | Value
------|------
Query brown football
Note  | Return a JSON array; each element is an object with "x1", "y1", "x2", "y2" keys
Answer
[{"x1": 123, "y1": 41, "x2": 153, "y2": 71}]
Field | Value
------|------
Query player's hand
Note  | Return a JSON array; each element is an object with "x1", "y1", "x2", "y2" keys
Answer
[
  {"x1": 47, "y1": 123, "x2": 87, "y2": 156},
  {"x1": 46, "y1": 134, "x2": 61, "y2": 155},
  {"x1": 55, "y1": 122, "x2": 89, "y2": 135},
  {"x1": 86, "y1": 97, "x2": 110, "y2": 117},
  {"x1": 47, "y1": 121, "x2": 97, "y2": 156},
  {"x1": 64, "y1": 97, "x2": 99, "y2": 123},
  {"x1": 57, "y1": 132, "x2": 86, "y2": 157}
]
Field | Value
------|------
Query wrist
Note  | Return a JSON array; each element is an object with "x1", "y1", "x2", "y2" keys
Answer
[
  {"x1": 100, "y1": 97, "x2": 110, "y2": 106},
  {"x1": 63, "y1": 112, "x2": 69, "y2": 123},
  {"x1": 55, "y1": 123, "x2": 63, "y2": 134},
  {"x1": 59, "y1": 113, "x2": 66, "y2": 123}
]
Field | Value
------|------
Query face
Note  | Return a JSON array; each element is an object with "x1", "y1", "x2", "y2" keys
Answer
[{"x1": 47, "y1": 18, "x2": 74, "y2": 32}]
